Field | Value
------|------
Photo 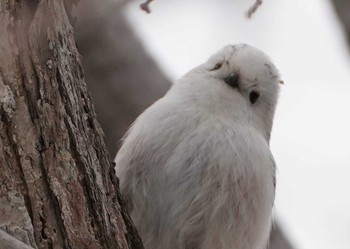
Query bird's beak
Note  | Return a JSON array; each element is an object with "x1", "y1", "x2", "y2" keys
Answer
[{"x1": 278, "y1": 80, "x2": 284, "y2": 85}]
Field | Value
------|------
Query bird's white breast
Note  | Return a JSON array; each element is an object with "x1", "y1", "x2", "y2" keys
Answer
[{"x1": 115, "y1": 93, "x2": 275, "y2": 249}]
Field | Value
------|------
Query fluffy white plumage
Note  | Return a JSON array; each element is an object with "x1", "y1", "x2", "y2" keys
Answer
[{"x1": 115, "y1": 44, "x2": 281, "y2": 249}]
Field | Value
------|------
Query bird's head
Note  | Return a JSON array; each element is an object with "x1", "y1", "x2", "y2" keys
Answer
[
  {"x1": 176, "y1": 44, "x2": 282, "y2": 140},
  {"x1": 204, "y1": 44, "x2": 281, "y2": 107}
]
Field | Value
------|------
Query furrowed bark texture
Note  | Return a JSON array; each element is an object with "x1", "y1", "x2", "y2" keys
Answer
[
  {"x1": 0, "y1": 230, "x2": 35, "y2": 249},
  {"x1": 0, "y1": 1, "x2": 143, "y2": 249}
]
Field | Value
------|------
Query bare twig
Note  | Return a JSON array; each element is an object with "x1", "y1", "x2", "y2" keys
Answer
[
  {"x1": 140, "y1": 0, "x2": 154, "y2": 14},
  {"x1": 246, "y1": 0, "x2": 263, "y2": 18},
  {"x1": 140, "y1": 0, "x2": 263, "y2": 17}
]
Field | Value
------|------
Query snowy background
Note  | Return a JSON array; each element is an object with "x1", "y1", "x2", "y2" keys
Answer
[{"x1": 124, "y1": 1, "x2": 350, "y2": 249}]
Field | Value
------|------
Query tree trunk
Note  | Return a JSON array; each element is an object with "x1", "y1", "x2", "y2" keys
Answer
[{"x1": 0, "y1": 1, "x2": 143, "y2": 249}]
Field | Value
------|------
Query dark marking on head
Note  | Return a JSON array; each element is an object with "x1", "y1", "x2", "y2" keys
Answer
[
  {"x1": 264, "y1": 63, "x2": 279, "y2": 79},
  {"x1": 209, "y1": 62, "x2": 223, "y2": 71},
  {"x1": 230, "y1": 45, "x2": 240, "y2": 55},
  {"x1": 249, "y1": 90, "x2": 260, "y2": 104},
  {"x1": 224, "y1": 74, "x2": 240, "y2": 89}
]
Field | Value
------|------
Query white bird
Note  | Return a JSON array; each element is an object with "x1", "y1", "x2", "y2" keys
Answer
[{"x1": 115, "y1": 44, "x2": 282, "y2": 249}]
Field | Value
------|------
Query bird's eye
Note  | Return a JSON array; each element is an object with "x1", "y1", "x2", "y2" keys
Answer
[
  {"x1": 249, "y1": 90, "x2": 260, "y2": 104},
  {"x1": 224, "y1": 74, "x2": 239, "y2": 89},
  {"x1": 210, "y1": 62, "x2": 223, "y2": 71}
]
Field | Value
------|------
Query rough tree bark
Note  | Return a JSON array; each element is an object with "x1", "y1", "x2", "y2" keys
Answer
[
  {"x1": 0, "y1": 1, "x2": 143, "y2": 249},
  {"x1": 74, "y1": 1, "x2": 294, "y2": 249}
]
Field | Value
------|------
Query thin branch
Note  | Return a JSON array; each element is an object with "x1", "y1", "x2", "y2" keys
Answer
[
  {"x1": 140, "y1": 0, "x2": 154, "y2": 14},
  {"x1": 246, "y1": 0, "x2": 263, "y2": 19}
]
